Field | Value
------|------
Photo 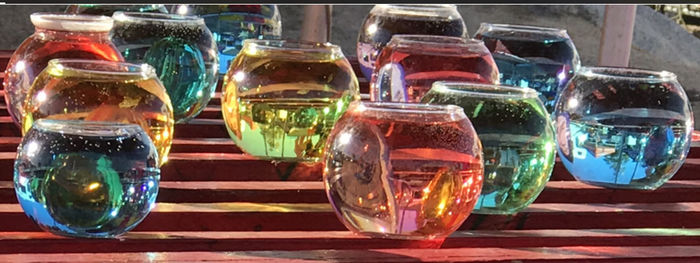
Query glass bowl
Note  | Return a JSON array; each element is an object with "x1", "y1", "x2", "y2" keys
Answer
[
  {"x1": 22, "y1": 59, "x2": 174, "y2": 166},
  {"x1": 111, "y1": 11, "x2": 218, "y2": 123},
  {"x1": 553, "y1": 67, "x2": 693, "y2": 190},
  {"x1": 357, "y1": 4, "x2": 467, "y2": 80},
  {"x1": 171, "y1": 4, "x2": 282, "y2": 75},
  {"x1": 474, "y1": 23, "x2": 580, "y2": 112},
  {"x1": 222, "y1": 39, "x2": 360, "y2": 162},
  {"x1": 3, "y1": 12, "x2": 123, "y2": 127},
  {"x1": 370, "y1": 35, "x2": 498, "y2": 102},
  {"x1": 423, "y1": 82, "x2": 555, "y2": 214},
  {"x1": 65, "y1": 5, "x2": 169, "y2": 16},
  {"x1": 324, "y1": 101, "x2": 483, "y2": 240},
  {"x1": 14, "y1": 119, "x2": 160, "y2": 238}
]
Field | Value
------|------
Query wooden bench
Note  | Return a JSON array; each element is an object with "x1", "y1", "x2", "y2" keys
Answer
[{"x1": 1, "y1": 51, "x2": 700, "y2": 262}]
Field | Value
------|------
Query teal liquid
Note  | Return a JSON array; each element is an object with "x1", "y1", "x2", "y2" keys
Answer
[
  {"x1": 559, "y1": 109, "x2": 691, "y2": 189},
  {"x1": 144, "y1": 37, "x2": 213, "y2": 122}
]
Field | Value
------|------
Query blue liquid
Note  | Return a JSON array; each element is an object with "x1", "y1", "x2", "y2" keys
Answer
[
  {"x1": 493, "y1": 53, "x2": 571, "y2": 111},
  {"x1": 558, "y1": 109, "x2": 691, "y2": 189},
  {"x1": 14, "y1": 122, "x2": 160, "y2": 238}
]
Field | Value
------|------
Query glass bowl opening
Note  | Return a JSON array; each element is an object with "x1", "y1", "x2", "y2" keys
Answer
[
  {"x1": 241, "y1": 39, "x2": 344, "y2": 57},
  {"x1": 389, "y1": 35, "x2": 485, "y2": 50},
  {"x1": 32, "y1": 119, "x2": 145, "y2": 138},
  {"x1": 477, "y1": 23, "x2": 569, "y2": 40},
  {"x1": 350, "y1": 101, "x2": 466, "y2": 122},
  {"x1": 46, "y1": 59, "x2": 157, "y2": 79},
  {"x1": 374, "y1": 4, "x2": 459, "y2": 17},
  {"x1": 431, "y1": 81, "x2": 540, "y2": 100},
  {"x1": 30, "y1": 13, "x2": 113, "y2": 32},
  {"x1": 112, "y1": 11, "x2": 204, "y2": 25},
  {"x1": 577, "y1": 66, "x2": 678, "y2": 82}
]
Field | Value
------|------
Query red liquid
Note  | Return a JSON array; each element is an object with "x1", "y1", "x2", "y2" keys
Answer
[
  {"x1": 325, "y1": 106, "x2": 484, "y2": 239},
  {"x1": 371, "y1": 45, "x2": 499, "y2": 102},
  {"x1": 3, "y1": 29, "x2": 123, "y2": 126}
]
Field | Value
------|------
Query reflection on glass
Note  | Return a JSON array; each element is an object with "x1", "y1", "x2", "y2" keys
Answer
[
  {"x1": 15, "y1": 120, "x2": 160, "y2": 238},
  {"x1": 65, "y1": 5, "x2": 169, "y2": 16},
  {"x1": 371, "y1": 35, "x2": 498, "y2": 102},
  {"x1": 554, "y1": 67, "x2": 693, "y2": 190},
  {"x1": 324, "y1": 102, "x2": 483, "y2": 240},
  {"x1": 222, "y1": 40, "x2": 360, "y2": 162},
  {"x1": 357, "y1": 4, "x2": 467, "y2": 80},
  {"x1": 475, "y1": 23, "x2": 580, "y2": 112},
  {"x1": 111, "y1": 12, "x2": 219, "y2": 123},
  {"x1": 22, "y1": 59, "x2": 174, "y2": 166},
  {"x1": 423, "y1": 82, "x2": 554, "y2": 214},
  {"x1": 3, "y1": 13, "x2": 123, "y2": 127},
  {"x1": 172, "y1": 5, "x2": 282, "y2": 74}
]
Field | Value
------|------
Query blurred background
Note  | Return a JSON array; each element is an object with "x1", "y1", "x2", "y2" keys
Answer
[{"x1": 1, "y1": 4, "x2": 699, "y2": 127}]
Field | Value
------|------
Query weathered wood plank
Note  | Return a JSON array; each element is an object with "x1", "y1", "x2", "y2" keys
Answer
[
  {"x1": 1, "y1": 202, "x2": 700, "y2": 232},
  {"x1": 3, "y1": 180, "x2": 700, "y2": 205},
  {"x1": 2, "y1": 245, "x2": 700, "y2": 262},
  {"x1": 0, "y1": 229, "x2": 700, "y2": 254}
]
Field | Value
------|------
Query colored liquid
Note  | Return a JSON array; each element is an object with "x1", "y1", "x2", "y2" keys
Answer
[
  {"x1": 111, "y1": 18, "x2": 218, "y2": 123},
  {"x1": 15, "y1": 123, "x2": 159, "y2": 238},
  {"x1": 357, "y1": 13, "x2": 466, "y2": 79},
  {"x1": 476, "y1": 31, "x2": 578, "y2": 112},
  {"x1": 325, "y1": 112, "x2": 483, "y2": 239},
  {"x1": 558, "y1": 109, "x2": 690, "y2": 189},
  {"x1": 3, "y1": 32, "x2": 123, "y2": 126},
  {"x1": 187, "y1": 5, "x2": 282, "y2": 74},
  {"x1": 222, "y1": 46, "x2": 359, "y2": 161},
  {"x1": 23, "y1": 66, "x2": 174, "y2": 165},
  {"x1": 372, "y1": 46, "x2": 499, "y2": 102},
  {"x1": 422, "y1": 89, "x2": 554, "y2": 214}
]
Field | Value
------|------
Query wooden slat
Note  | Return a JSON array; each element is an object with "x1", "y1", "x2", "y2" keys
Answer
[
  {"x1": 1, "y1": 151, "x2": 699, "y2": 182},
  {"x1": 1, "y1": 202, "x2": 700, "y2": 232},
  {"x1": 1, "y1": 229, "x2": 700, "y2": 254},
  {"x1": 4, "y1": 180, "x2": 700, "y2": 205},
  {"x1": 3, "y1": 245, "x2": 700, "y2": 262}
]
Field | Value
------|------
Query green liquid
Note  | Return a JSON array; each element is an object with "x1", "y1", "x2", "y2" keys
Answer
[{"x1": 226, "y1": 95, "x2": 353, "y2": 161}]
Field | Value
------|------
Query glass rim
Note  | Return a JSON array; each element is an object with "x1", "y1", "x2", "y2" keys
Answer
[
  {"x1": 30, "y1": 12, "x2": 113, "y2": 32},
  {"x1": 32, "y1": 119, "x2": 146, "y2": 137},
  {"x1": 388, "y1": 34, "x2": 485, "y2": 49},
  {"x1": 112, "y1": 11, "x2": 204, "y2": 25},
  {"x1": 431, "y1": 81, "x2": 541, "y2": 100},
  {"x1": 350, "y1": 101, "x2": 466, "y2": 116},
  {"x1": 242, "y1": 39, "x2": 343, "y2": 55},
  {"x1": 477, "y1": 22, "x2": 568, "y2": 35},
  {"x1": 46, "y1": 58, "x2": 158, "y2": 79},
  {"x1": 577, "y1": 66, "x2": 678, "y2": 82},
  {"x1": 376, "y1": 4, "x2": 458, "y2": 11}
]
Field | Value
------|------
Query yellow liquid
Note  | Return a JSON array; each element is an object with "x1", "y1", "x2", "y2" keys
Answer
[
  {"x1": 23, "y1": 66, "x2": 174, "y2": 166},
  {"x1": 222, "y1": 46, "x2": 359, "y2": 161}
]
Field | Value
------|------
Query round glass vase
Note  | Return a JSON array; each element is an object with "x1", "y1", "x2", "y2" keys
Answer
[
  {"x1": 553, "y1": 67, "x2": 693, "y2": 190},
  {"x1": 111, "y1": 11, "x2": 219, "y2": 123},
  {"x1": 357, "y1": 4, "x2": 468, "y2": 80},
  {"x1": 323, "y1": 101, "x2": 484, "y2": 240},
  {"x1": 422, "y1": 82, "x2": 555, "y2": 214},
  {"x1": 3, "y1": 12, "x2": 124, "y2": 127},
  {"x1": 171, "y1": 4, "x2": 282, "y2": 75},
  {"x1": 222, "y1": 39, "x2": 360, "y2": 162},
  {"x1": 474, "y1": 23, "x2": 581, "y2": 113},
  {"x1": 370, "y1": 35, "x2": 499, "y2": 103},
  {"x1": 22, "y1": 59, "x2": 174, "y2": 166},
  {"x1": 15, "y1": 119, "x2": 160, "y2": 238}
]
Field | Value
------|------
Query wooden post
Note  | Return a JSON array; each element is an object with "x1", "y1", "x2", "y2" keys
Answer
[
  {"x1": 598, "y1": 5, "x2": 637, "y2": 67},
  {"x1": 300, "y1": 5, "x2": 333, "y2": 43}
]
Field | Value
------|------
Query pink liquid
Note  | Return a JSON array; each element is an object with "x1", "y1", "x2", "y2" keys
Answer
[
  {"x1": 325, "y1": 106, "x2": 484, "y2": 239},
  {"x1": 370, "y1": 45, "x2": 499, "y2": 102}
]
